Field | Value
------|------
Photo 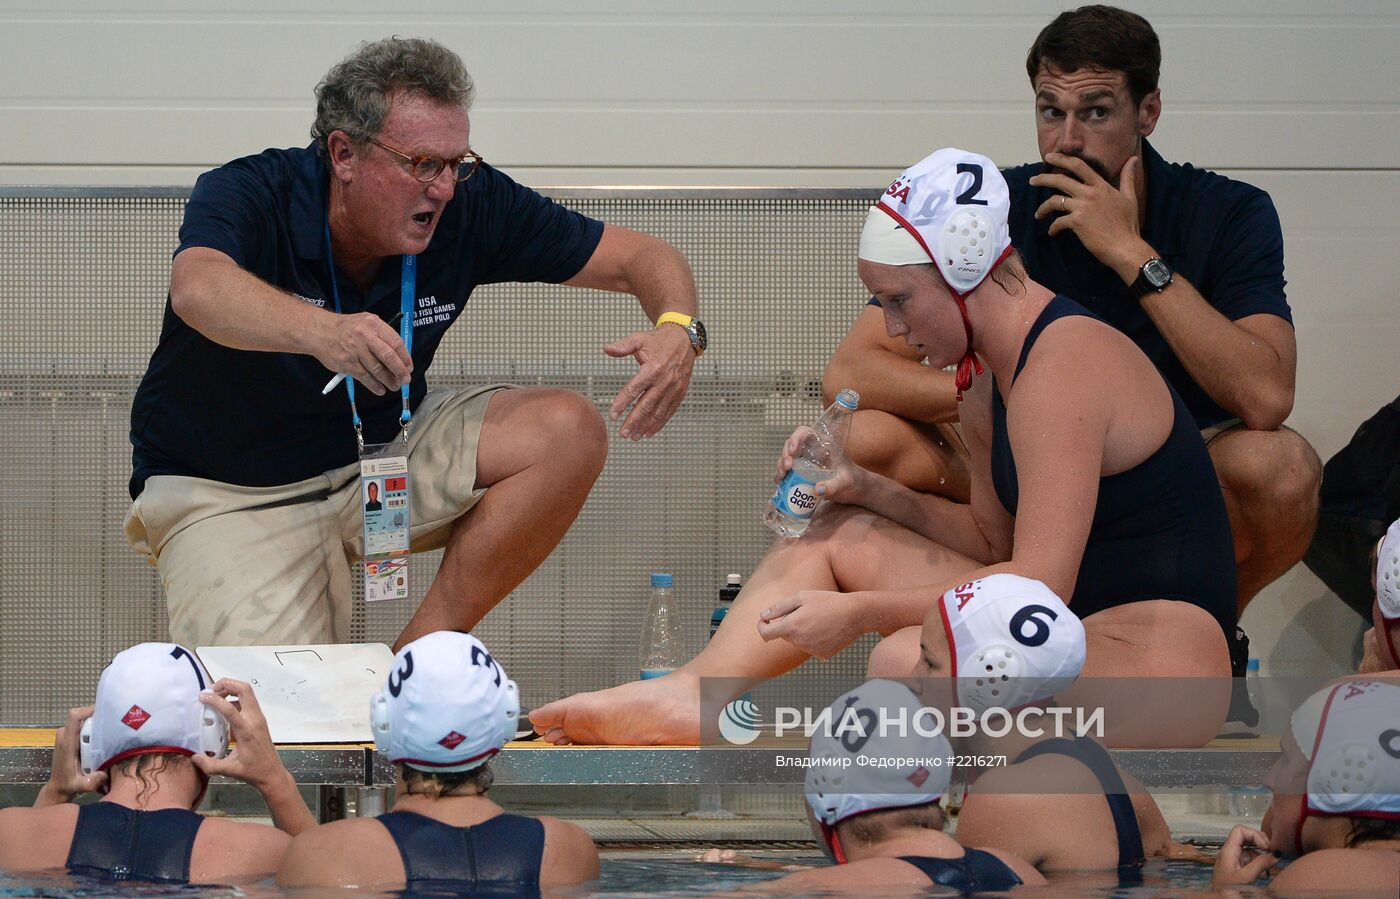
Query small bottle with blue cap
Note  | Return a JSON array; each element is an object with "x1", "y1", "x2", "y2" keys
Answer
[{"x1": 640, "y1": 572, "x2": 683, "y2": 679}]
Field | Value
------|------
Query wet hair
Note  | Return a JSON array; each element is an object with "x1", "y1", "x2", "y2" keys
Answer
[
  {"x1": 989, "y1": 248, "x2": 1027, "y2": 296},
  {"x1": 1345, "y1": 814, "x2": 1400, "y2": 849},
  {"x1": 839, "y1": 802, "x2": 946, "y2": 847},
  {"x1": 111, "y1": 752, "x2": 195, "y2": 808},
  {"x1": 311, "y1": 36, "x2": 475, "y2": 156},
  {"x1": 399, "y1": 761, "x2": 494, "y2": 798},
  {"x1": 1025, "y1": 6, "x2": 1161, "y2": 107}
]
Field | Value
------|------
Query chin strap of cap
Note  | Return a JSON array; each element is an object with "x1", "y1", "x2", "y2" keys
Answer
[
  {"x1": 871, "y1": 205, "x2": 1011, "y2": 402},
  {"x1": 952, "y1": 324, "x2": 983, "y2": 399},
  {"x1": 947, "y1": 244, "x2": 1013, "y2": 399},
  {"x1": 820, "y1": 821, "x2": 850, "y2": 864}
]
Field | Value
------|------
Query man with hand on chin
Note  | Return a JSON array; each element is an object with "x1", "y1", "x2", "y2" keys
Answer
[
  {"x1": 1018, "y1": 8, "x2": 1318, "y2": 621},
  {"x1": 126, "y1": 37, "x2": 703, "y2": 651}
]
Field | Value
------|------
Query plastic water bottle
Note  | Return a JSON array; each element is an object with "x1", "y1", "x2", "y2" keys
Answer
[
  {"x1": 764, "y1": 388, "x2": 859, "y2": 537},
  {"x1": 640, "y1": 573, "x2": 682, "y2": 679},
  {"x1": 709, "y1": 574, "x2": 742, "y2": 640}
]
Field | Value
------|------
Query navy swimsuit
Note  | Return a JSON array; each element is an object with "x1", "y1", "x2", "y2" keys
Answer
[
  {"x1": 66, "y1": 802, "x2": 204, "y2": 883},
  {"x1": 1015, "y1": 736, "x2": 1145, "y2": 871},
  {"x1": 989, "y1": 295, "x2": 1237, "y2": 636},
  {"x1": 378, "y1": 810, "x2": 545, "y2": 894},
  {"x1": 897, "y1": 847, "x2": 1023, "y2": 891}
]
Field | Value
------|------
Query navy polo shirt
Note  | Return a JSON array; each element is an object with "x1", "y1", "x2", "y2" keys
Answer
[
  {"x1": 1002, "y1": 140, "x2": 1291, "y2": 429},
  {"x1": 129, "y1": 145, "x2": 603, "y2": 497}
]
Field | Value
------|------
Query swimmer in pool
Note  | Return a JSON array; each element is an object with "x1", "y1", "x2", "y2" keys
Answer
[
  {"x1": 532, "y1": 147, "x2": 1234, "y2": 749},
  {"x1": 1212, "y1": 679, "x2": 1400, "y2": 893},
  {"x1": 761, "y1": 679, "x2": 1044, "y2": 893},
  {"x1": 0, "y1": 643, "x2": 313, "y2": 883},
  {"x1": 917, "y1": 574, "x2": 1210, "y2": 872},
  {"x1": 276, "y1": 631, "x2": 598, "y2": 890}
]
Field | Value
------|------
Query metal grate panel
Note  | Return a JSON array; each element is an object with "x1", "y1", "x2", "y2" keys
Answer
[{"x1": 0, "y1": 189, "x2": 881, "y2": 723}]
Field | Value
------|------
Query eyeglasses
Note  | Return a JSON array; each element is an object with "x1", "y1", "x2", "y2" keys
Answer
[{"x1": 368, "y1": 138, "x2": 483, "y2": 184}]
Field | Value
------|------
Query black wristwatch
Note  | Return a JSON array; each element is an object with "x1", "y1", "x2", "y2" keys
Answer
[{"x1": 1129, "y1": 257, "x2": 1174, "y2": 299}]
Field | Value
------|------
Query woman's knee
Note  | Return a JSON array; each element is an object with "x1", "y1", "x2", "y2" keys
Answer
[{"x1": 866, "y1": 627, "x2": 921, "y2": 678}]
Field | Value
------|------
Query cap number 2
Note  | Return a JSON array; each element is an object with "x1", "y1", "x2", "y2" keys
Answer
[{"x1": 955, "y1": 163, "x2": 988, "y2": 206}]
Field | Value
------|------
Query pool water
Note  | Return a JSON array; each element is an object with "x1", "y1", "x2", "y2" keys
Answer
[{"x1": 0, "y1": 850, "x2": 1274, "y2": 898}]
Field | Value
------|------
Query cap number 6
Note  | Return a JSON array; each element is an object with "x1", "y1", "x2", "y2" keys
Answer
[{"x1": 1010, "y1": 604, "x2": 1058, "y2": 647}]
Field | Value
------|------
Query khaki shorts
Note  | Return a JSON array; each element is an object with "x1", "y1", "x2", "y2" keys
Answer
[{"x1": 124, "y1": 385, "x2": 506, "y2": 647}]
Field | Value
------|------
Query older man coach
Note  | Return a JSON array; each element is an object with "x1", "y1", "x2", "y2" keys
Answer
[{"x1": 125, "y1": 37, "x2": 705, "y2": 650}]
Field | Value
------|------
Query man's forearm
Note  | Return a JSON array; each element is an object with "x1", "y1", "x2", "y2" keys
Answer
[
  {"x1": 1106, "y1": 243, "x2": 1294, "y2": 429},
  {"x1": 171, "y1": 248, "x2": 334, "y2": 357},
  {"x1": 627, "y1": 239, "x2": 698, "y2": 322},
  {"x1": 1138, "y1": 279, "x2": 1293, "y2": 427},
  {"x1": 570, "y1": 226, "x2": 697, "y2": 320}
]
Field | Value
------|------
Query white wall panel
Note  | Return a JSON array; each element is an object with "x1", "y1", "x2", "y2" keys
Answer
[{"x1": 1, "y1": 2, "x2": 1397, "y2": 181}]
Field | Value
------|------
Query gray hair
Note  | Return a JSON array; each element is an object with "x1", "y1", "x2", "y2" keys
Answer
[{"x1": 312, "y1": 37, "x2": 475, "y2": 155}]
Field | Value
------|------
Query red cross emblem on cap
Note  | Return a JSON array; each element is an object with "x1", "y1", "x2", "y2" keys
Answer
[
  {"x1": 907, "y1": 766, "x2": 930, "y2": 787},
  {"x1": 438, "y1": 731, "x2": 466, "y2": 750},
  {"x1": 122, "y1": 705, "x2": 151, "y2": 730}
]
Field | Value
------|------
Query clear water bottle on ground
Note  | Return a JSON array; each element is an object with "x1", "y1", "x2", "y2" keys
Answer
[
  {"x1": 709, "y1": 574, "x2": 742, "y2": 640},
  {"x1": 764, "y1": 388, "x2": 859, "y2": 537},
  {"x1": 640, "y1": 572, "x2": 682, "y2": 679}
]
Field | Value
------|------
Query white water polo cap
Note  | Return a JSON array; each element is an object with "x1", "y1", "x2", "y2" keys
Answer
[
  {"x1": 860, "y1": 147, "x2": 1013, "y2": 397},
  {"x1": 1288, "y1": 687, "x2": 1330, "y2": 763},
  {"x1": 938, "y1": 573, "x2": 1086, "y2": 714},
  {"x1": 370, "y1": 631, "x2": 519, "y2": 772},
  {"x1": 863, "y1": 147, "x2": 1013, "y2": 294},
  {"x1": 1298, "y1": 680, "x2": 1400, "y2": 821},
  {"x1": 805, "y1": 679, "x2": 952, "y2": 861},
  {"x1": 1377, "y1": 518, "x2": 1400, "y2": 621},
  {"x1": 80, "y1": 643, "x2": 228, "y2": 775}
]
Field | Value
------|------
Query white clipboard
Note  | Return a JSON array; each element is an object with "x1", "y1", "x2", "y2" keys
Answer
[{"x1": 196, "y1": 643, "x2": 394, "y2": 744}]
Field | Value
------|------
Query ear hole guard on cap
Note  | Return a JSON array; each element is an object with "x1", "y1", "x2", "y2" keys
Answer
[
  {"x1": 79, "y1": 717, "x2": 95, "y2": 776},
  {"x1": 370, "y1": 691, "x2": 391, "y2": 754},
  {"x1": 804, "y1": 762, "x2": 846, "y2": 824},
  {"x1": 1313, "y1": 741, "x2": 1383, "y2": 798},
  {"x1": 935, "y1": 209, "x2": 999, "y2": 295},
  {"x1": 496, "y1": 679, "x2": 521, "y2": 749},
  {"x1": 1378, "y1": 541, "x2": 1400, "y2": 619},
  {"x1": 198, "y1": 691, "x2": 230, "y2": 759},
  {"x1": 959, "y1": 643, "x2": 1025, "y2": 712}
]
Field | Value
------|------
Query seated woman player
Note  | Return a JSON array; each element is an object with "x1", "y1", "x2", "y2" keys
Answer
[{"x1": 531, "y1": 147, "x2": 1235, "y2": 748}]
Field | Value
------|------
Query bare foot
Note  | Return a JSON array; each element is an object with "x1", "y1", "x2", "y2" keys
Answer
[{"x1": 529, "y1": 673, "x2": 704, "y2": 745}]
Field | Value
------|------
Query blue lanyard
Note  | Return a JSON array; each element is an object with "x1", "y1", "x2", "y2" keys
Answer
[{"x1": 323, "y1": 218, "x2": 415, "y2": 447}]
